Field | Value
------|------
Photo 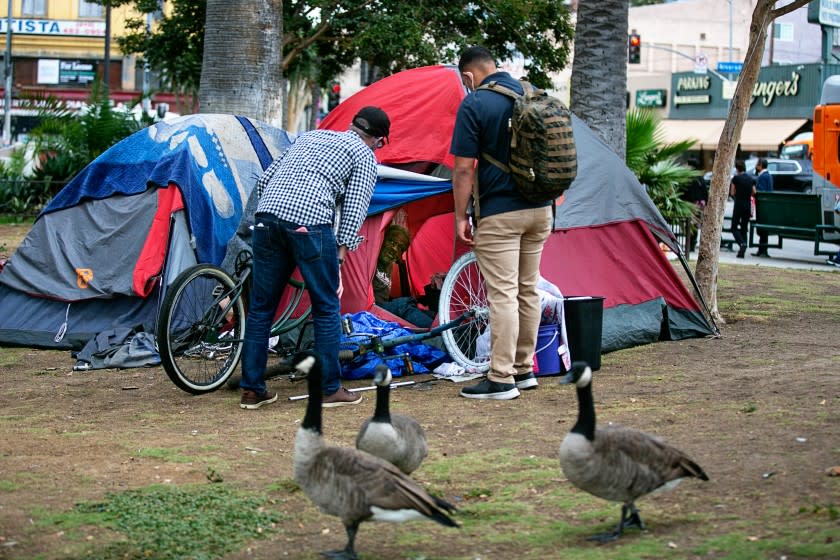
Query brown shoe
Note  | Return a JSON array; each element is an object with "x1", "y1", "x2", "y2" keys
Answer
[
  {"x1": 240, "y1": 390, "x2": 278, "y2": 410},
  {"x1": 321, "y1": 387, "x2": 363, "y2": 408}
]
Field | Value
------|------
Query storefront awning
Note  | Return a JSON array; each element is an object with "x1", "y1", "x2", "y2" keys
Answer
[{"x1": 659, "y1": 118, "x2": 809, "y2": 152}]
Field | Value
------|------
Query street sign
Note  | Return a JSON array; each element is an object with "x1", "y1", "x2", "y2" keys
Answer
[
  {"x1": 694, "y1": 52, "x2": 708, "y2": 75},
  {"x1": 717, "y1": 61, "x2": 743, "y2": 74}
]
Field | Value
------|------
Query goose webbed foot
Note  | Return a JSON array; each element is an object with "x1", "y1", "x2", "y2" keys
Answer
[
  {"x1": 587, "y1": 503, "x2": 643, "y2": 543},
  {"x1": 320, "y1": 550, "x2": 358, "y2": 560},
  {"x1": 621, "y1": 504, "x2": 645, "y2": 531},
  {"x1": 320, "y1": 523, "x2": 359, "y2": 560},
  {"x1": 586, "y1": 529, "x2": 622, "y2": 543}
]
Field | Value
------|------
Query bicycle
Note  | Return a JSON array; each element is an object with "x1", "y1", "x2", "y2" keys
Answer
[
  {"x1": 156, "y1": 249, "x2": 490, "y2": 394},
  {"x1": 156, "y1": 250, "x2": 310, "y2": 394},
  {"x1": 436, "y1": 251, "x2": 491, "y2": 373}
]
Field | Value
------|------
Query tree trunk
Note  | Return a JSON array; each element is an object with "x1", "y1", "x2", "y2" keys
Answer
[
  {"x1": 198, "y1": 0, "x2": 283, "y2": 125},
  {"x1": 570, "y1": 0, "x2": 629, "y2": 160},
  {"x1": 694, "y1": 0, "x2": 811, "y2": 323}
]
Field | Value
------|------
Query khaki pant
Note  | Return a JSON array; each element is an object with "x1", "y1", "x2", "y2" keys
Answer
[{"x1": 473, "y1": 206, "x2": 552, "y2": 384}]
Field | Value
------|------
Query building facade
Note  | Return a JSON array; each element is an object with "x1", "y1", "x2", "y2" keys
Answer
[
  {"x1": 628, "y1": 0, "x2": 832, "y2": 167},
  {"x1": 1, "y1": 1, "x2": 170, "y2": 141}
]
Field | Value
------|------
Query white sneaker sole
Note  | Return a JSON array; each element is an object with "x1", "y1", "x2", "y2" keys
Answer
[{"x1": 515, "y1": 377, "x2": 539, "y2": 390}]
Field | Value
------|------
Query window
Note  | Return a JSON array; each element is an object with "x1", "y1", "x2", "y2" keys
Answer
[
  {"x1": 21, "y1": 0, "x2": 45, "y2": 16},
  {"x1": 21, "y1": 0, "x2": 46, "y2": 16},
  {"x1": 773, "y1": 22, "x2": 793, "y2": 42},
  {"x1": 79, "y1": 0, "x2": 103, "y2": 18}
]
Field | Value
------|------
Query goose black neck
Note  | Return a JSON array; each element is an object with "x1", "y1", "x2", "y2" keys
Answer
[
  {"x1": 301, "y1": 364, "x2": 323, "y2": 434},
  {"x1": 372, "y1": 384, "x2": 392, "y2": 423},
  {"x1": 572, "y1": 382, "x2": 596, "y2": 441}
]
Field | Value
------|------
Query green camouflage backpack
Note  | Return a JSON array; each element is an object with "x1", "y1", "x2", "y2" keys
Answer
[{"x1": 478, "y1": 80, "x2": 577, "y2": 203}]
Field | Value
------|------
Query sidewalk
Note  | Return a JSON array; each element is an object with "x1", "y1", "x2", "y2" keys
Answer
[{"x1": 681, "y1": 237, "x2": 840, "y2": 272}]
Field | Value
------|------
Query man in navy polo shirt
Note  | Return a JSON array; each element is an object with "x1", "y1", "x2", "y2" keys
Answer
[{"x1": 449, "y1": 46, "x2": 553, "y2": 400}]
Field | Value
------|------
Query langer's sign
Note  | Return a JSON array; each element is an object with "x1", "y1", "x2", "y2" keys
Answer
[{"x1": 751, "y1": 71, "x2": 800, "y2": 107}]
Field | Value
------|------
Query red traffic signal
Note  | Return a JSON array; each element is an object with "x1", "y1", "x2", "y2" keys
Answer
[
  {"x1": 628, "y1": 33, "x2": 641, "y2": 64},
  {"x1": 327, "y1": 81, "x2": 341, "y2": 111}
]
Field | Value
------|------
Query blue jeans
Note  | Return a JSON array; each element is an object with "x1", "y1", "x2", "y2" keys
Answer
[
  {"x1": 379, "y1": 296, "x2": 435, "y2": 328},
  {"x1": 240, "y1": 213, "x2": 342, "y2": 396}
]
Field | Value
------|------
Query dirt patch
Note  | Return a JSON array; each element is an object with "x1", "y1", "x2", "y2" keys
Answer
[{"x1": 0, "y1": 223, "x2": 838, "y2": 559}]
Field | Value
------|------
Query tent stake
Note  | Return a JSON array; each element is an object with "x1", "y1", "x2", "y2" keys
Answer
[{"x1": 288, "y1": 380, "x2": 415, "y2": 401}]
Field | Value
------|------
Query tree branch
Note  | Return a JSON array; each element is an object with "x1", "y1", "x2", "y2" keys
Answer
[
  {"x1": 282, "y1": 20, "x2": 332, "y2": 71},
  {"x1": 770, "y1": 0, "x2": 811, "y2": 20}
]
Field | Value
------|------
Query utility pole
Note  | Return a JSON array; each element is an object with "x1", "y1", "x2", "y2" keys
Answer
[
  {"x1": 3, "y1": 0, "x2": 12, "y2": 147},
  {"x1": 103, "y1": 2, "x2": 111, "y2": 90}
]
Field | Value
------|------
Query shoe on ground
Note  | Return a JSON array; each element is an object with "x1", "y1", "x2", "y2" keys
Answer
[
  {"x1": 240, "y1": 390, "x2": 278, "y2": 410},
  {"x1": 322, "y1": 387, "x2": 363, "y2": 408},
  {"x1": 827, "y1": 258, "x2": 839, "y2": 266},
  {"x1": 513, "y1": 372, "x2": 539, "y2": 390},
  {"x1": 736, "y1": 245, "x2": 746, "y2": 258},
  {"x1": 460, "y1": 378, "x2": 520, "y2": 400}
]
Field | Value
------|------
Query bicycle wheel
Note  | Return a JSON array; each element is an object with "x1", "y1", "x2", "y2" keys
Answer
[
  {"x1": 157, "y1": 265, "x2": 246, "y2": 394},
  {"x1": 438, "y1": 251, "x2": 490, "y2": 372}
]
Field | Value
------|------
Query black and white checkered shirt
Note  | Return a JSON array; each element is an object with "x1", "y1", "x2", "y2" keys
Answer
[{"x1": 256, "y1": 129, "x2": 378, "y2": 250}]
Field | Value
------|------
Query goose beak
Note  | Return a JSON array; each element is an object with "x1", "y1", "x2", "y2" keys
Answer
[
  {"x1": 373, "y1": 364, "x2": 393, "y2": 386},
  {"x1": 558, "y1": 361, "x2": 590, "y2": 385}
]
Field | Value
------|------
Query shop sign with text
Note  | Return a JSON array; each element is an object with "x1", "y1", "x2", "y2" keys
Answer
[
  {"x1": 0, "y1": 19, "x2": 105, "y2": 36},
  {"x1": 636, "y1": 89, "x2": 667, "y2": 108}
]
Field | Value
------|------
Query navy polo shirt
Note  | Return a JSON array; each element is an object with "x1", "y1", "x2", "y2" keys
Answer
[{"x1": 450, "y1": 71, "x2": 551, "y2": 218}]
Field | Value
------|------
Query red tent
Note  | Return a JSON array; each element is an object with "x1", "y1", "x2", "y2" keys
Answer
[{"x1": 321, "y1": 65, "x2": 714, "y2": 352}]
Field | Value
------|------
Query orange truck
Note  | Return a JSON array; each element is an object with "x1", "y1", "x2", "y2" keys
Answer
[
  {"x1": 780, "y1": 132, "x2": 812, "y2": 160},
  {"x1": 812, "y1": 75, "x2": 840, "y2": 238}
]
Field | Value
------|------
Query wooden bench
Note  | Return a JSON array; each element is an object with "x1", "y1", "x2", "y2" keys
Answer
[{"x1": 749, "y1": 192, "x2": 840, "y2": 256}]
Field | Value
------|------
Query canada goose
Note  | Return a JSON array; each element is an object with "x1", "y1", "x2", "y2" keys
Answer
[
  {"x1": 559, "y1": 362, "x2": 709, "y2": 542},
  {"x1": 355, "y1": 364, "x2": 428, "y2": 474},
  {"x1": 292, "y1": 351, "x2": 458, "y2": 559}
]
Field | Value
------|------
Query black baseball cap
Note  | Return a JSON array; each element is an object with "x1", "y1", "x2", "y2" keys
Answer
[{"x1": 352, "y1": 106, "x2": 391, "y2": 141}]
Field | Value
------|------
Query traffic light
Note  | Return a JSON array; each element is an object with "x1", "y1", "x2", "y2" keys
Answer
[
  {"x1": 628, "y1": 33, "x2": 641, "y2": 64},
  {"x1": 327, "y1": 81, "x2": 341, "y2": 111}
]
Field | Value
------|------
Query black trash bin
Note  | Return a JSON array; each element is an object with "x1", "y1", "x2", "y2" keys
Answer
[{"x1": 563, "y1": 296, "x2": 605, "y2": 371}]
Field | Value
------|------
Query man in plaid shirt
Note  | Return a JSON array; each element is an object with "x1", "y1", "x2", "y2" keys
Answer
[{"x1": 239, "y1": 106, "x2": 391, "y2": 409}]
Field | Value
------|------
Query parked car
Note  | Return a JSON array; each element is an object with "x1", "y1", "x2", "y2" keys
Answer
[{"x1": 751, "y1": 158, "x2": 813, "y2": 193}]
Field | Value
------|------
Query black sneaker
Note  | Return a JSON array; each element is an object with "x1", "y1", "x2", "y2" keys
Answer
[
  {"x1": 240, "y1": 390, "x2": 278, "y2": 410},
  {"x1": 460, "y1": 378, "x2": 520, "y2": 400},
  {"x1": 513, "y1": 372, "x2": 539, "y2": 390}
]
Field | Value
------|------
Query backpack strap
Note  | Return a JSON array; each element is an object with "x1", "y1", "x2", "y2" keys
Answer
[{"x1": 476, "y1": 80, "x2": 531, "y2": 175}]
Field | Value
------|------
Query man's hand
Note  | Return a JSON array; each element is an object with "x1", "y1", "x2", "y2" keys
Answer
[{"x1": 455, "y1": 216, "x2": 474, "y2": 246}]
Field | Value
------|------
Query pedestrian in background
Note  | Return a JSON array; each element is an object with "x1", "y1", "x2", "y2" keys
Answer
[
  {"x1": 752, "y1": 158, "x2": 774, "y2": 257},
  {"x1": 681, "y1": 158, "x2": 708, "y2": 252},
  {"x1": 449, "y1": 46, "x2": 553, "y2": 400},
  {"x1": 729, "y1": 160, "x2": 755, "y2": 259},
  {"x1": 238, "y1": 106, "x2": 391, "y2": 409}
]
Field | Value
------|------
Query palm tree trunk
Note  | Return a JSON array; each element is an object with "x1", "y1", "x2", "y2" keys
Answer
[
  {"x1": 570, "y1": 0, "x2": 629, "y2": 160},
  {"x1": 199, "y1": 0, "x2": 283, "y2": 125}
]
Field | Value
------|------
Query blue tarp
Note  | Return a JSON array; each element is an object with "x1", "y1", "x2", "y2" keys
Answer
[{"x1": 340, "y1": 311, "x2": 447, "y2": 379}]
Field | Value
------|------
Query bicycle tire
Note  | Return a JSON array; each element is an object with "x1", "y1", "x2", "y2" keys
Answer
[
  {"x1": 438, "y1": 251, "x2": 490, "y2": 372},
  {"x1": 157, "y1": 265, "x2": 246, "y2": 394}
]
